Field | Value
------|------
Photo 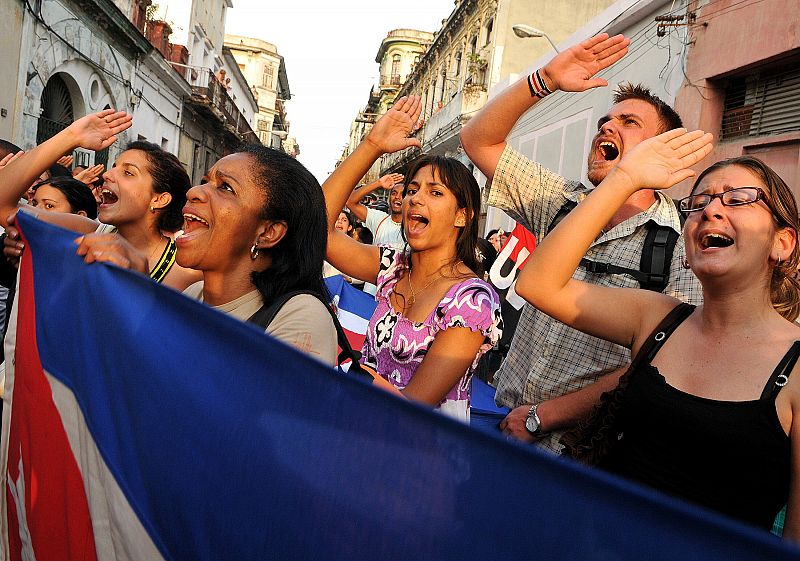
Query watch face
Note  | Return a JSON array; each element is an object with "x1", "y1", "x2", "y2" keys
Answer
[{"x1": 525, "y1": 413, "x2": 539, "y2": 434}]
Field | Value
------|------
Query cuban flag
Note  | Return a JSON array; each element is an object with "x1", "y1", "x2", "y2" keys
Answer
[
  {"x1": 324, "y1": 275, "x2": 376, "y2": 364},
  {"x1": 2, "y1": 211, "x2": 798, "y2": 560}
]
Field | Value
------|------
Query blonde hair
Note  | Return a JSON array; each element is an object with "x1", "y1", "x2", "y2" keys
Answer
[{"x1": 691, "y1": 157, "x2": 800, "y2": 321}]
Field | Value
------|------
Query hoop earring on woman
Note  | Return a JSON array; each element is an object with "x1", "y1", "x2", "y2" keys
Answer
[
  {"x1": 682, "y1": 256, "x2": 691, "y2": 270},
  {"x1": 776, "y1": 254, "x2": 782, "y2": 267},
  {"x1": 250, "y1": 243, "x2": 260, "y2": 261}
]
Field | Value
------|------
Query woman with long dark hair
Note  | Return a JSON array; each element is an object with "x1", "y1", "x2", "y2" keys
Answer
[
  {"x1": 515, "y1": 127, "x2": 800, "y2": 537},
  {"x1": 323, "y1": 96, "x2": 502, "y2": 420}
]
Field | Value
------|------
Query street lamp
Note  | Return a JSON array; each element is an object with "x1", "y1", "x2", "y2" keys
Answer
[{"x1": 512, "y1": 24, "x2": 560, "y2": 53}]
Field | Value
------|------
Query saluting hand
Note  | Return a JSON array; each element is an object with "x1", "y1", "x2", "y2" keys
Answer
[
  {"x1": 65, "y1": 109, "x2": 133, "y2": 152},
  {"x1": 541, "y1": 33, "x2": 630, "y2": 93},
  {"x1": 365, "y1": 96, "x2": 423, "y2": 155},
  {"x1": 612, "y1": 128, "x2": 715, "y2": 192}
]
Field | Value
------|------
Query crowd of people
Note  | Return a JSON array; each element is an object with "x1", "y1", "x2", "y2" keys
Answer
[{"x1": 1, "y1": 32, "x2": 799, "y2": 540}]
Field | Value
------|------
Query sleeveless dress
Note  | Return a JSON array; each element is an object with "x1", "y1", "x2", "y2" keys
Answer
[
  {"x1": 600, "y1": 303, "x2": 796, "y2": 529},
  {"x1": 361, "y1": 247, "x2": 502, "y2": 421}
]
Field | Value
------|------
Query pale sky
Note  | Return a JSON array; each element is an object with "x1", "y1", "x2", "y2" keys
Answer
[{"x1": 224, "y1": 0, "x2": 456, "y2": 181}]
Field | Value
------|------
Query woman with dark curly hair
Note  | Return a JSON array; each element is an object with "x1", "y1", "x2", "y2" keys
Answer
[
  {"x1": 323, "y1": 96, "x2": 502, "y2": 420},
  {"x1": 31, "y1": 176, "x2": 98, "y2": 219},
  {"x1": 515, "y1": 126, "x2": 800, "y2": 538}
]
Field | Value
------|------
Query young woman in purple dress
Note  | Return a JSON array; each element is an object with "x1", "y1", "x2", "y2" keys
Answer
[{"x1": 323, "y1": 96, "x2": 502, "y2": 421}]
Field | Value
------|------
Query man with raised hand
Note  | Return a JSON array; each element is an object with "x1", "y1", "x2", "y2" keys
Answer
[
  {"x1": 461, "y1": 33, "x2": 702, "y2": 452},
  {"x1": 346, "y1": 172, "x2": 406, "y2": 250}
]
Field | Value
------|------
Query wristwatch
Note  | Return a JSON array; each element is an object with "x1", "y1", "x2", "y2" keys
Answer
[{"x1": 525, "y1": 404, "x2": 542, "y2": 436}]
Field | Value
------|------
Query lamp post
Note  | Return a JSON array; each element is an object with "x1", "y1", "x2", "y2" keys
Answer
[{"x1": 511, "y1": 24, "x2": 560, "y2": 53}]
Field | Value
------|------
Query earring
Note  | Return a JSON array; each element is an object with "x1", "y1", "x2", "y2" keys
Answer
[
  {"x1": 149, "y1": 205, "x2": 155, "y2": 213},
  {"x1": 250, "y1": 243, "x2": 260, "y2": 261},
  {"x1": 682, "y1": 256, "x2": 691, "y2": 270},
  {"x1": 777, "y1": 255, "x2": 783, "y2": 267}
]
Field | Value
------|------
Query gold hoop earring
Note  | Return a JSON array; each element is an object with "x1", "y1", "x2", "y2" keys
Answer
[
  {"x1": 682, "y1": 256, "x2": 691, "y2": 270},
  {"x1": 776, "y1": 255, "x2": 782, "y2": 267},
  {"x1": 149, "y1": 205, "x2": 155, "y2": 213},
  {"x1": 250, "y1": 243, "x2": 260, "y2": 261}
]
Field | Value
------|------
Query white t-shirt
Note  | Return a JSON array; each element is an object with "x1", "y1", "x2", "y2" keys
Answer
[{"x1": 364, "y1": 208, "x2": 405, "y2": 250}]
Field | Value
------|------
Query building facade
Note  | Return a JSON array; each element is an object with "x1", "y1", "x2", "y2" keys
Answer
[
  {"x1": 674, "y1": 0, "x2": 800, "y2": 198},
  {"x1": 225, "y1": 35, "x2": 298, "y2": 154},
  {"x1": 378, "y1": 0, "x2": 616, "y2": 183}
]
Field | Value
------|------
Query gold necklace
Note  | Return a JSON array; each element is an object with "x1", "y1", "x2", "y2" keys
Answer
[{"x1": 407, "y1": 268, "x2": 443, "y2": 307}]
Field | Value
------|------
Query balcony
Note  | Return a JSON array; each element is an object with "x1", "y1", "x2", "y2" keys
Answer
[
  {"x1": 176, "y1": 65, "x2": 258, "y2": 142},
  {"x1": 379, "y1": 74, "x2": 402, "y2": 90}
]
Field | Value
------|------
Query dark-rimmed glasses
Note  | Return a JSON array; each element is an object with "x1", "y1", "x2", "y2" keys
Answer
[{"x1": 677, "y1": 187, "x2": 769, "y2": 214}]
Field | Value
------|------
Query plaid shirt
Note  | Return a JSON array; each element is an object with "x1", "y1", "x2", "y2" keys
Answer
[{"x1": 489, "y1": 144, "x2": 703, "y2": 452}]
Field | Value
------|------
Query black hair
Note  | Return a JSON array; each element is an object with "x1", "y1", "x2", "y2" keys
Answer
[
  {"x1": 34, "y1": 177, "x2": 98, "y2": 219},
  {"x1": 236, "y1": 144, "x2": 329, "y2": 307},
  {"x1": 613, "y1": 83, "x2": 683, "y2": 133},
  {"x1": 125, "y1": 141, "x2": 190, "y2": 232},
  {"x1": 353, "y1": 225, "x2": 373, "y2": 245},
  {"x1": 486, "y1": 228, "x2": 500, "y2": 240},
  {"x1": 403, "y1": 154, "x2": 483, "y2": 276},
  {"x1": 47, "y1": 163, "x2": 72, "y2": 179},
  {"x1": 0, "y1": 139, "x2": 22, "y2": 159}
]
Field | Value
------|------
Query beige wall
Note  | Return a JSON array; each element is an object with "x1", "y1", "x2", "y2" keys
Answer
[{"x1": 0, "y1": 1, "x2": 24, "y2": 142}]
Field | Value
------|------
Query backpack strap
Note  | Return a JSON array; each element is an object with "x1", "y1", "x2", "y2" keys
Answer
[
  {"x1": 246, "y1": 290, "x2": 375, "y2": 383},
  {"x1": 546, "y1": 199, "x2": 577, "y2": 235}
]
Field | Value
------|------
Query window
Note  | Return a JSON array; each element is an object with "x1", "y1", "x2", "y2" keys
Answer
[
  {"x1": 391, "y1": 54, "x2": 401, "y2": 84},
  {"x1": 470, "y1": 36, "x2": 477, "y2": 55},
  {"x1": 262, "y1": 64, "x2": 274, "y2": 89},
  {"x1": 720, "y1": 64, "x2": 800, "y2": 140},
  {"x1": 454, "y1": 51, "x2": 462, "y2": 77},
  {"x1": 484, "y1": 18, "x2": 494, "y2": 46},
  {"x1": 440, "y1": 68, "x2": 447, "y2": 103}
]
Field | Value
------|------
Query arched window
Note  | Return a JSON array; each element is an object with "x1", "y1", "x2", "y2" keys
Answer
[
  {"x1": 484, "y1": 18, "x2": 494, "y2": 46},
  {"x1": 440, "y1": 68, "x2": 447, "y2": 103},
  {"x1": 454, "y1": 51, "x2": 462, "y2": 77},
  {"x1": 36, "y1": 74, "x2": 74, "y2": 145},
  {"x1": 391, "y1": 54, "x2": 401, "y2": 85}
]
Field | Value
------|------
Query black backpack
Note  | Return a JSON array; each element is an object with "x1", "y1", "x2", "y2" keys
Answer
[{"x1": 545, "y1": 197, "x2": 684, "y2": 293}]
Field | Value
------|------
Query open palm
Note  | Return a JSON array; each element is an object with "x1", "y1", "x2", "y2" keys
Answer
[
  {"x1": 66, "y1": 109, "x2": 133, "y2": 151},
  {"x1": 614, "y1": 129, "x2": 715, "y2": 191},
  {"x1": 366, "y1": 96, "x2": 423, "y2": 154},
  {"x1": 542, "y1": 33, "x2": 630, "y2": 93}
]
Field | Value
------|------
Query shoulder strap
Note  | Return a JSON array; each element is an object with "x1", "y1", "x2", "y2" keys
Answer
[
  {"x1": 246, "y1": 290, "x2": 375, "y2": 383},
  {"x1": 546, "y1": 199, "x2": 680, "y2": 293},
  {"x1": 760, "y1": 341, "x2": 800, "y2": 400},
  {"x1": 546, "y1": 199, "x2": 577, "y2": 235},
  {"x1": 630, "y1": 303, "x2": 695, "y2": 370}
]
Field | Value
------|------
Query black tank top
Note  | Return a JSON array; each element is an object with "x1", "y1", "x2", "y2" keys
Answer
[{"x1": 600, "y1": 303, "x2": 798, "y2": 529}]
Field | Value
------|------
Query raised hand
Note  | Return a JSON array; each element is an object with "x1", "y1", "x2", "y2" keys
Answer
[
  {"x1": 365, "y1": 96, "x2": 423, "y2": 154},
  {"x1": 540, "y1": 33, "x2": 630, "y2": 93},
  {"x1": 56, "y1": 155, "x2": 74, "y2": 168},
  {"x1": 65, "y1": 109, "x2": 132, "y2": 152},
  {"x1": 378, "y1": 173, "x2": 404, "y2": 189},
  {"x1": 0, "y1": 151, "x2": 25, "y2": 170},
  {"x1": 613, "y1": 128, "x2": 715, "y2": 191},
  {"x1": 74, "y1": 163, "x2": 105, "y2": 185}
]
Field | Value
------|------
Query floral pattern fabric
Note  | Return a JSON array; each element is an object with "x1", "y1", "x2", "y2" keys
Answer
[{"x1": 362, "y1": 247, "x2": 502, "y2": 421}]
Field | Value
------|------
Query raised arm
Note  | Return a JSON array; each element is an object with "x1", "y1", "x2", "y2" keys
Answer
[
  {"x1": 346, "y1": 173, "x2": 404, "y2": 222},
  {"x1": 323, "y1": 96, "x2": 421, "y2": 283},
  {"x1": 0, "y1": 109, "x2": 131, "y2": 228},
  {"x1": 461, "y1": 33, "x2": 629, "y2": 180},
  {"x1": 515, "y1": 128, "x2": 714, "y2": 347}
]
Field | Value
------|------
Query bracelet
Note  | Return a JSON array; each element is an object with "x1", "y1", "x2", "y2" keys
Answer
[{"x1": 527, "y1": 69, "x2": 554, "y2": 99}]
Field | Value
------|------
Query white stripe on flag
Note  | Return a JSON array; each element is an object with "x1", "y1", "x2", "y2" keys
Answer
[{"x1": 337, "y1": 308, "x2": 369, "y2": 334}]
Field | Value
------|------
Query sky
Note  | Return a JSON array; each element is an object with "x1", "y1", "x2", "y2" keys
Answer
[{"x1": 224, "y1": 0, "x2": 456, "y2": 181}]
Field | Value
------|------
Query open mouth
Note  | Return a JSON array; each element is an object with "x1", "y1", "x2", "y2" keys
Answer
[
  {"x1": 597, "y1": 141, "x2": 620, "y2": 161},
  {"x1": 701, "y1": 233, "x2": 734, "y2": 249},
  {"x1": 100, "y1": 188, "x2": 118, "y2": 205},
  {"x1": 406, "y1": 213, "x2": 429, "y2": 235},
  {"x1": 182, "y1": 213, "x2": 209, "y2": 233}
]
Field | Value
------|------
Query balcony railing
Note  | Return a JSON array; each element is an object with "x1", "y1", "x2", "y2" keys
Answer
[{"x1": 172, "y1": 63, "x2": 257, "y2": 141}]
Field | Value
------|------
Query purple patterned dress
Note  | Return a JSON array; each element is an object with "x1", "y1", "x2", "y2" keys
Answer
[{"x1": 362, "y1": 247, "x2": 503, "y2": 421}]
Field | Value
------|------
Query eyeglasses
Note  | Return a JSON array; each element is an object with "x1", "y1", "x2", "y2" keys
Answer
[{"x1": 677, "y1": 187, "x2": 769, "y2": 213}]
